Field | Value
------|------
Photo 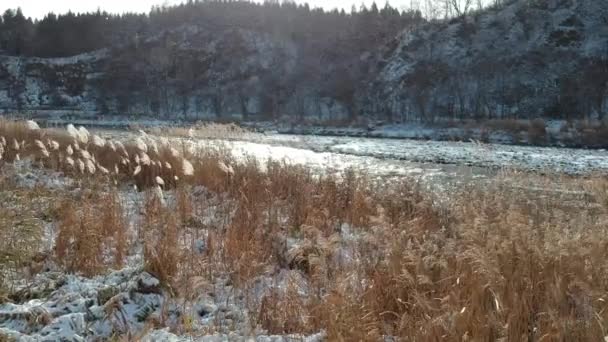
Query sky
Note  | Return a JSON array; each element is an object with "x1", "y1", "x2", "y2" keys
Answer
[{"x1": 3, "y1": 0, "x2": 414, "y2": 20}]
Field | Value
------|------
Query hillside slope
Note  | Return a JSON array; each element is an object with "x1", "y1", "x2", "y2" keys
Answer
[
  {"x1": 0, "y1": 0, "x2": 606, "y2": 124},
  {"x1": 363, "y1": 0, "x2": 608, "y2": 122},
  {"x1": 0, "y1": 22, "x2": 379, "y2": 122}
]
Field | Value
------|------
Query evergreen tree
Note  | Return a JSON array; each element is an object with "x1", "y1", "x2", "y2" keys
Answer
[{"x1": 0, "y1": 0, "x2": 423, "y2": 58}]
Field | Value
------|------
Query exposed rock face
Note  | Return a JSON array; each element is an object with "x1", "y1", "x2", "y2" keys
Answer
[
  {"x1": 0, "y1": 52, "x2": 106, "y2": 116},
  {"x1": 362, "y1": 0, "x2": 608, "y2": 123},
  {"x1": 0, "y1": 0, "x2": 606, "y2": 123}
]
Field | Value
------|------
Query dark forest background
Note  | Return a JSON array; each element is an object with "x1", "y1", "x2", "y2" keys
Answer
[{"x1": 0, "y1": 0, "x2": 422, "y2": 58}]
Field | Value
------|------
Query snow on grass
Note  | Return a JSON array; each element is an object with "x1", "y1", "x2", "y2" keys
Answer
[
  {"x1": 0, "y1": 258, "x2": 326, "y2": 341},
  {"x1": 0, "y1": 155, "x2": 329, "y2": 341},
  {"x1": 3, "y1": 120, "x2": 608, "y2": 340}
]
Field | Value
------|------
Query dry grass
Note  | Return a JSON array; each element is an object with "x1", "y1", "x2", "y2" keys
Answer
[
  {"x1": 148, "y1": 122, "x2": 256, "y2": 141},
  {"x1": 141, "y1": 189, "x2": 180, "y2": 289},
  {"x1": 181, "y1": 154, "x2": 608, "y2": 340},
  {"x1": 0, "y1": 173, "x2": 64, "y2": 302},
  {"x1": 2, "y1": 118, "x2": 608, "y2": 340},
  {"x1": 464, "y1": 119, "x2": 547, "y2": 145},
  {"x1": 459, "y1": 118, "x2": 608, "y2": 147},
  {"x1": 54, "y1": 191, "x2": 128, "y2": 276},
  {"x1": 565, "y1": 120, "x2": 608, "y2": 147},
  {"x1": 237, "y1": 174, "x2": 608, "y2": 341},
  {"x1": 0, "y1": 118, "x2": 199, "y2": 190},
  {"x1": 528, "y1": 118, "x2": 548, "y2": 144},
  {"x1": 483, "y1": 119, "x2": 531, "y2": 133}
]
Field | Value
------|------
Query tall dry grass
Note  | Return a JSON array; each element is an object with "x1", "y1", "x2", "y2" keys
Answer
[
  {"x1": 148, "y1": 122, "x2": 256, "y2": 141},
  {"x1": 54, "y1": 191, "x2": 128, "y2": 276},
  {"x1": 0, "y1": 118, "x2": 199, "y2": 190},
  {"x1": 253, "y1": 176, "x2": 608, "y2": 341},
  {"x1": 159, "y1": 152, "x2": 608, "y2": 340},
  {"x1": 2, "y1": 118, "x2": 608, "y2": 340},
  {"x1": 0, "y1": 171, "x2": 67, "y2": 303}
]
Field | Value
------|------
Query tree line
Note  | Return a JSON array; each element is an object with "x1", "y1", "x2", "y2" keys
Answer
[{"x1": 0, "y1": 0, "x2": 424, "y2": 58}]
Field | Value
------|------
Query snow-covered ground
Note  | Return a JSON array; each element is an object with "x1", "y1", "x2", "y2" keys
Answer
[
  {"x1": 0, "y1": 266, "x2": 325, "y2": 341},
  {"x1": 0, "y1": 161, "x2": 327, "y2": 341},
  {"x1": 180, "y1": 135, "x2": 608, "y2": 176},
  {"x1": 318, "y1": 136, "x2": 608, "y2": 175},
  {"x1": 107, "y1": 131, "x2": 608, "y2": 176},
  {"x1": 0, "y1": 266, "x2": 324, "y2": 341}
]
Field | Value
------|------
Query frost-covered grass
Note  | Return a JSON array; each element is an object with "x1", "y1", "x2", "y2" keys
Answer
[
  {"x1": 0, "y1": 118, "x2": 200, "y2": 190},
  {"x1": 2, "y1": 119, "x2": 608, "y2": 340}
]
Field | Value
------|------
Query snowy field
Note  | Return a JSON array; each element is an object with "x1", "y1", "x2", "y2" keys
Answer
[
  {"x1": 99, "y1": 129, "x2": 608, "y2": 183},
  {"x1": 219, "y1": 133, "x2": 608, "y2": 175}
]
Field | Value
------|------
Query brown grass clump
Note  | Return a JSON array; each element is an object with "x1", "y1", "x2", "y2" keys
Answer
[
  {"x1": 114, "y1": 145, "x2": 608, "y2": 340},
  {"x1": 482, "y1": 118, "x2": 548, "y2": 145},
  {"x1": 467, "y1": 118, "x2": 608, "y2": 147},
  {"x1": 141, "y1": 190, "x2": 180, "y2": 289},
  {"x1": 223, "y1": 196, "x2": 274, "y2": 286},
  {"x1": 0, "y1": 118, "x2": 200, "y2": 190},
  {"x1": 570, "y1": 120, "x2": 608, "y2": 147},
  {"x1": 0, "y1": 187, "x2": 47, "y2": 298},
  {"x1": 258, "y1": 276, "x2": 311, "y2": 335},
  {"x1": 484, "y1": 119, "x2": 530, "y2": 133},
  {"x1": 101, "y1": 191, "x2": 129, "y2": 268},
  {"x1": 324, "y1": 179, "x2": 608, "y2": 340},
  {"x1": 54, "y1": 191, "x2": 129, "y2": 276},
  {"x1": 0, "y1": 173, "x2": 69, "y2": 301},
  {"x1": 54, "y1": 199, "x2": 102, "y2": 276},
  {"x1": 155, "y1": 122, "x2": 255, "y2": 141},
  {"x1": 528, "y1": 118, "x2": 548, "y2": 144}
]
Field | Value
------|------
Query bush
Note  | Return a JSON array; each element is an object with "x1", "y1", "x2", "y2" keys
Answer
[{"x1": 527, "y1": 118, "x2": 547, "y2": 144}]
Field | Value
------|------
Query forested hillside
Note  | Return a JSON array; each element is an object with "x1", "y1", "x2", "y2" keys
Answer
[
  {"x1": 363, "y1": 0, "x2": 608, "y2": 122},
  {"x1": 0, "y1": 0, "x2": 606, "y2": 125}
]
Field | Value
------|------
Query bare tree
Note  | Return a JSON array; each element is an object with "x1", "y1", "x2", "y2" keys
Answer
[
  {"x1": 423, "y1": 0, "x2": 440, "y2": 20},
  {"x1": 439, "y1": 0, "x2": 452, "y2": 19},
  {"x1": 450, "y1": 0, "x2": 473, "y2": 16}
]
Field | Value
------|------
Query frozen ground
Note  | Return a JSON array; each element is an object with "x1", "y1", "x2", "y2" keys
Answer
[
  {"x1": 0, "y1": 267, "x2": 325, "y2": 341},
  {"x1": 232, "y1": 134, "x2": 608, "y2": 175}
]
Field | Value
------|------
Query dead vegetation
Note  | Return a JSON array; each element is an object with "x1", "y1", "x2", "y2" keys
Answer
[
  {"x1": 54, "y1": 191, "x2": 128, "y2": 276},
  {"x1": 147, "y1": 122, "x2": 256, "y2": 141},
  {"x1": 562, "y1": 120, "x2": 608, "y2": 147},
  {"x1": 0, "y1": 173, "x2": 65, "y2": 303},
  {"x1": 0, "y1": 118, "x2": 197, "y2": 190},
  {"x1": 2, "y1": 118, "x2": 608, "y2": 340},
  {"x1": 455, "y1": 118, "x2": 608, "y2": 147}
]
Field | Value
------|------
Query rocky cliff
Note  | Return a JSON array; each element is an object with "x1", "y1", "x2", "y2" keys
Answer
[
  {"x1": 0, "y1": 25, "x2": 359, "y2": 123},
  {"x1": 363, "y1": 0, "x2": 608, "y2": 122},
  {"x1": 0, "y1": 0, "x2": 606, "y2": 124}
]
